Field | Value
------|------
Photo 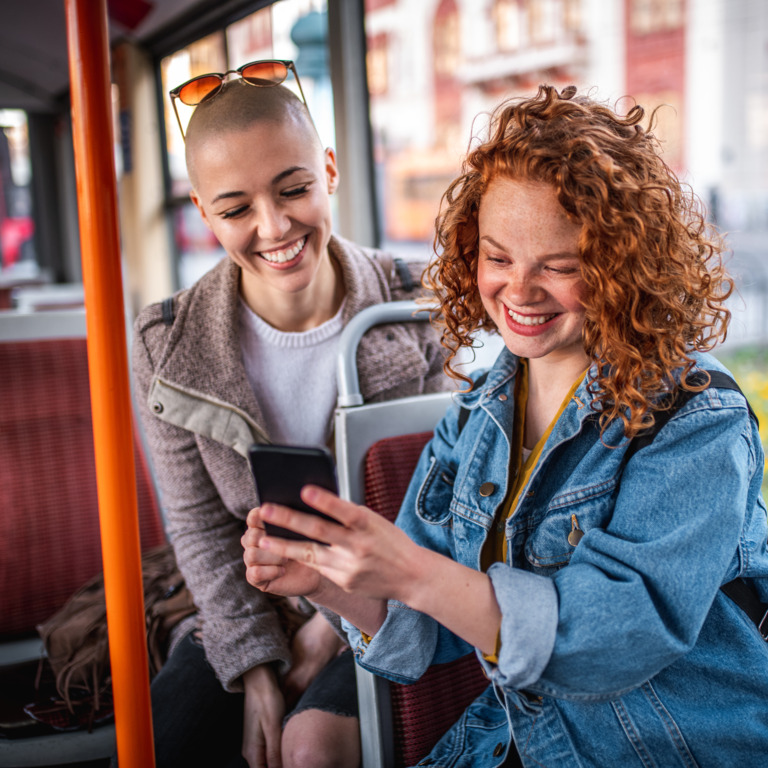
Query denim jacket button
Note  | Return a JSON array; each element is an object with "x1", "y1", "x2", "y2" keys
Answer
[
  {"x1": 493, "y1": 742, "x2": 506, "y2": 757},
  {"x1": 479, "y1": 482, "x2": 495, "y2": 497}
]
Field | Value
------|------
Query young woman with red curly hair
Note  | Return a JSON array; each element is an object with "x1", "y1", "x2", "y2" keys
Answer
[{"x1": 243, "y1": 85, "x2": 768, "y2": 767}]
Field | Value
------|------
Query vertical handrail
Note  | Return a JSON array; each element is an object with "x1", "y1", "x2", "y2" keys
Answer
[{"x1": 64, "y1": 1, "x2": 155, "y2": 766}]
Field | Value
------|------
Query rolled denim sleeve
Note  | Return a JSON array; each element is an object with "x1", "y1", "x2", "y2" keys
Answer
[
  {"x1": 343, "y1": 601, "x2": 439, "y2": 684},
  {"x1": 480, "y1": 565, "x2": 559, "y2": 689}
]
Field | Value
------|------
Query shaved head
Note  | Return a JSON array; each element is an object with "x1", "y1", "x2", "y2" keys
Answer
[{"x1": 185, "y1": 80, "x2": 321, "y2": 190}]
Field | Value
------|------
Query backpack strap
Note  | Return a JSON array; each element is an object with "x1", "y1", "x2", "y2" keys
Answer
[
  {"x1": 624, "y1": 369, "x2": 757, "y2": 464},
  {"x1": 376, "y1": 252, "x2": 417, "y2": 293},
  {"x1": 620, "y1": 369, "x2": 765, "y2": 639},
  {"x1": 721, "y1": 579, "x2": 768, "y2": 641},
  {"x1": 161, "y1": 296, "x2": 175, "y2": 327},
  {"x1": 394, "y1": 257, "x2": 415, "y2": 292}
]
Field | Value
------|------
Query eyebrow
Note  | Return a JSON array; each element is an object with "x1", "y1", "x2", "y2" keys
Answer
[
  {"x1": 209, "y1": 166, "x2": 310, "y2": 205},
  {"x1": 480, "y1": 235, "x2": 579, "y2": 260}
]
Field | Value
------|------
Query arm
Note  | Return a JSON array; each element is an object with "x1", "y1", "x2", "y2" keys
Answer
[
  {"x1": 257, "y1": 488, "x2": 501, "y2": 655},
  {"x1": 133, "y1": 317, "x2": 291, "y2": 691},
  {"x1": 243, "y1": 393, "x2": 491, "y2": 681},
  {"x1": 486, "y1": 394, "x2": 760, "y2": 699}
]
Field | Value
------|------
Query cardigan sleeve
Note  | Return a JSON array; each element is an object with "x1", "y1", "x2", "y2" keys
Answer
[{"x1": 132, "y1": 308, "x2": 295, "y2": 692}]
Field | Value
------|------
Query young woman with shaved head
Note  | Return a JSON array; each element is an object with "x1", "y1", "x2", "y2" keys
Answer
[{"x1": 125, "y1": 68, "x2": 448, "y2": 768}]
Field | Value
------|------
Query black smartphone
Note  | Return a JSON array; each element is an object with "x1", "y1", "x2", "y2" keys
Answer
[{"x1": 247, "y1": 444, "x2": 339, "y2": 542}]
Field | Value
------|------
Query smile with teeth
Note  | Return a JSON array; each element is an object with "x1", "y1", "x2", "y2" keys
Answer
[
  {"x1": 259, "y1": 236, "x2": 306, "y2": 264},
  {"x1": 507, "y1": 308, "x2": 557, "y2": 326}
]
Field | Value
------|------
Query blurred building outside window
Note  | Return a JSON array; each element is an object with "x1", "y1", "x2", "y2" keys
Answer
[
  {"x1": 363, "y1": 0, "x2": 768, "y2": 375},
  {"x1": 0, "y1": 110, "x2": 36, "y2": 279}
]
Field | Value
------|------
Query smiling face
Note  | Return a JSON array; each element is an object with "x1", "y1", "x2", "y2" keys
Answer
[
  {"x1": 477, "y1": 177, "x2": 588, "y2": 371},
  {"x1": 188, "y1": 113, "x2": 339, "y2": 319}
]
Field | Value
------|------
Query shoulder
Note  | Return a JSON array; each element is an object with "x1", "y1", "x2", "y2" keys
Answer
[
  {"x1": 133, "y1": 258, "x2": 235, "y2": 363},
  {"x1": 330, "y1": 234, "x2": 427, "y2": 300}
]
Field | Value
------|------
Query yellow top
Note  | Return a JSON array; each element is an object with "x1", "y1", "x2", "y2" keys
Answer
[{"x1": 482, "y1": 360, "x2": 586, "y2": 661}]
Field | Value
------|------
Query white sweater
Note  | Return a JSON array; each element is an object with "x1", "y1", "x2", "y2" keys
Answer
[{"x1": 238, "y1": 297, "x2": 346, "y2": 447}]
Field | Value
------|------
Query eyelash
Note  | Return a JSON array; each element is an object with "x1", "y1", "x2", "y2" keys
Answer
[
  {"x1": 221, "y1": 206, "x2": 248, "y2": 220},
  {"x1": 484, "y1": 255, "x2": 577, "y2": 275},
  {"x1": 219, "y1": 184, "x2": 311, "y2": 220},
  {"x1": 283, "y1": 184, "x2": 310, "y2": 198}
]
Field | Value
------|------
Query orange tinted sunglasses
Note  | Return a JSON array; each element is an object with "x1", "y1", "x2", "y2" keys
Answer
[{"x1": 168, "y1": 59, "x2": 308, "y2": 139}]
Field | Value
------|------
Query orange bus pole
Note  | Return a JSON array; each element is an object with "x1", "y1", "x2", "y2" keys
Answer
[{"x1": 64, "y1": 1, "x2": 155, "y2": 766}]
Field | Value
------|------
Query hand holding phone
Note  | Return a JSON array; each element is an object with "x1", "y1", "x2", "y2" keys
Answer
[{"x1": 248, "y1": 444, "x2": 339, "y2": 542}]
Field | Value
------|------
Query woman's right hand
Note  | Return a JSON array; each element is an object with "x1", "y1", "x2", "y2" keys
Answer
[{"x1": 242, "y1": 506, "x2": 324, "y2": 598}]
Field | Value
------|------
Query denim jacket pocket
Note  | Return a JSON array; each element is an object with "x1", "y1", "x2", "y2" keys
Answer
[
  {"x1": 415, "y1": 456, "x2": 456, "y2": 525},
  {"x1": 524, "y1": 480, "x2": 617, "y2": 574}
]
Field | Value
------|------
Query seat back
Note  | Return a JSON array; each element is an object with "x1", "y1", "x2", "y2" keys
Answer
[
  {"x1": 334, "y1": 301, "x2": 488, "y2": 768},
  {"x1": 363, "y1": 434, "x2": 489, "y2": 768},
  {"x1": 0, "y1": 310, "x2": 165, "y2": 638}
]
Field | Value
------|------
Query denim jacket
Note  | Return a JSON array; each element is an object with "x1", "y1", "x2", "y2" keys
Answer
[{"x1": 344, "y1": 348, "x2": 768, "y2": 768}]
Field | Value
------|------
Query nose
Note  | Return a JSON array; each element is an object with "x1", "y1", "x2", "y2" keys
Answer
[
  {"x1": 505, "y1": 266, "x2": 546, "y2": 306},
  {"x1": 255, "y1": 200, "x2": 290, "y2": 242}
]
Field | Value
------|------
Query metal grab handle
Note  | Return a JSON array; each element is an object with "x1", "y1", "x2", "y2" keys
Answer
[{"x1": 336, "y1": 300, "x2": 434, "y2": 406}]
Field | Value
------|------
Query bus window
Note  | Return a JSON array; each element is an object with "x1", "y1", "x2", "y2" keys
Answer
[
  {"x1": 160, "y1": 0, "x2": 334, "y2": 290},
  {"x1": 0, "y1": 110, "x2": 36, "y2": 277}
]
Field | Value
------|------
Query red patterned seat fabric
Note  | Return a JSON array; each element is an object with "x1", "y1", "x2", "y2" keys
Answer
[
  {"x1": 364, "y1": 431, "x2": 489, "y2": 768},
  {"x1": 0, "y1": 338, "x2": 165, "y2": 637}
]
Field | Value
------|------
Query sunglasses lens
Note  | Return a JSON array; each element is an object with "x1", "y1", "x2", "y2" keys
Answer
[
  {"x1": 241, "y1": 61, "x2": 289, "y2": 86},
  {"x1": 177, "y1": 75, "x2": 223, "y2": 106}
]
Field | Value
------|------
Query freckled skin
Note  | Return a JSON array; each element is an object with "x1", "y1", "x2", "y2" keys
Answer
[{"x1": 477, "y1": 178, "x2": 588, "y2": 372}]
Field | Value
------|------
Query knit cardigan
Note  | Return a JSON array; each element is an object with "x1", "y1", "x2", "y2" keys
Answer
[{"x1": 132, "y1": 235, "x2": 449, "y2": 691}]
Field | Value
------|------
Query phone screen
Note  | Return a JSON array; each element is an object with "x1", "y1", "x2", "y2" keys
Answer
[{"x1": 248, "y1": 444, "x2": 339, "y2": 542}]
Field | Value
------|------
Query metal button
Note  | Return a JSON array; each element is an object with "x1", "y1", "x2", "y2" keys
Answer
[
  {"x1": 498, "y1": 393, "x2": 508, "y2": 401},
  {"x1": 479, "y1": 482, "x2": 495, "y2": 497},
  {"x1": 493, "y1": 743, "x2": 506, "y2": 757},
  {"x1": 152, "y1": 402, "x2": 164, "y2": 414}
]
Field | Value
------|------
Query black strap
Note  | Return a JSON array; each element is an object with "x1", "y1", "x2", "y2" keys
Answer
[
  {"x1": 620, "y1": 369, "x2": 765, "y2": 638},
  {"x1": 394, "y1": 258, "x2": 415, "y2": 292},
  {"x1": 624, "y1": 370, "x2": 757, "y2": 463},
  {"x1": 161, "y1": 296, "x2": 175, "y2": 326},
  {"x1": 721, "y1": 579, "x2": 768, "y2": 641}
]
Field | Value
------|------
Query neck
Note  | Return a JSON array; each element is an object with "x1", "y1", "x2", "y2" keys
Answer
[
  {"x1": 523, "y1": 348, "x2": 590, "y2": 449},
  {"x1": 240, "y1": 253, "x2": 345, "y2": 332}
]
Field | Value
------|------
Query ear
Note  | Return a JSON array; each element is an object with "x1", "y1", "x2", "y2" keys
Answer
[
  {"x1": 189, "y1": 189, "x2": 212, "y2": 232},
  {"x1": 324, "y1": 147, "x2": 340, "y2": 194}
]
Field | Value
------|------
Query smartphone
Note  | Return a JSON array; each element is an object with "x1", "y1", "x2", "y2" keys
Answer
[{"x1": 248, "y1": 444, "x2": 339, "y2": 542}]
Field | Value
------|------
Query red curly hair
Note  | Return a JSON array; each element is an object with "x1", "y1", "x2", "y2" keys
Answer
[{"x1": 426, "y1": 84, "x2": 732, "y2": 439}]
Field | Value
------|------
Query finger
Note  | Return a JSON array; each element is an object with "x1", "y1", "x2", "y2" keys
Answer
[
  {"x1": 246, "y1": 506, "x2": 266, "y2": 529},
  {"x1": 262, "y1": 717, "x2": 283, "y2": 768},
  {"x1": 242, "y1": 525, "x2": 270, "y2": 551},
  {"x1": 243, "y1": 540, "x2": 285, "y2": 568},
  {"x1": 244, "y1": 562, "x2": 285, "y2": 591},
  {"x1": 259, "y1": 502, "x2": 342, "y2": 545},
  {"x1": 300, "y1": 485, "x2": 373, "y2": 531}
]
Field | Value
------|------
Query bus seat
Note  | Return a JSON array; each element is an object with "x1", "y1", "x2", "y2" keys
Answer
[
  {"x1": 0, "y1": 309, "x2": 165, "y2": 765},
  {"x1": 334, "y1": 301, "x2": 487, "y2": 768},
  {"x1": 363, "y1": 434, "x2": 489, "y2": 768}
]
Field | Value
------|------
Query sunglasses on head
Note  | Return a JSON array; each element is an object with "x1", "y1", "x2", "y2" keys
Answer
[{"x1": 168, "y1": 59, "x2": 308, "y2": 140}]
